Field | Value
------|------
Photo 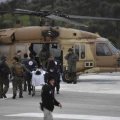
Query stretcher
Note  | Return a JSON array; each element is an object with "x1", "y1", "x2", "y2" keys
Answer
[{"x1": 31, "y1": 69, "x2": 45, "y2": 96}]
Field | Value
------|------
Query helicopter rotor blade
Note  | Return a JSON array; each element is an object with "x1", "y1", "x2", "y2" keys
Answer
[
  {"x1": 47, "y1": 14, "x2": 87, "y2": 27},
  {"x1": 15, "y1": 8, "x2": 35, "y2": 13},
  {"x1": 68, "y1": 15, "x2": 120, "y2": 21}
]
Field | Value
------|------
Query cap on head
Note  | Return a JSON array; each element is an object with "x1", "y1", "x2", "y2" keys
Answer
[
  {"x1": 13, "y1": 56, "x2": 19, "y2": 62},
  {"x1": 17, "y1": 50, "x2": 21, "y2": 53},
  {"x1": 68, "y1": 48, "x2": 73, "y2": 52},
  {"x1": 1, "y1": 55, "x2": 6, "y2": 60}
]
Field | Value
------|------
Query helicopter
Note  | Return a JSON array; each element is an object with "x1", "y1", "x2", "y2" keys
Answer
[{"x1": 0, "y1": 8, "x2": 120, "y2": 83}]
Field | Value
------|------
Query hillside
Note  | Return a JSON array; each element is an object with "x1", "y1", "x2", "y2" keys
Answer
[{"x1": 0, "y1": 0, "x2": 120, "y2": 45}]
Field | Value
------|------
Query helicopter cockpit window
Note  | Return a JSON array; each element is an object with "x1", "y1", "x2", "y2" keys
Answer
[
  {"x1": 81, "y1": 45, "x2": 85, "y2": 59},
  {"x1": 96, "y1": 43, "x2": 112, "y2": 56},
  {"x1": 74, "y1": 45, "x2": 79, "y2": 57},
  {"x1": 0, "y1": 46, "x2": 10, "y2": 59}
]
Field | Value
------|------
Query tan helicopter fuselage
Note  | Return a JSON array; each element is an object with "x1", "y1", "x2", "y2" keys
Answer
[{"x1": 0, "y1": 26, "x2": 120, "y2": 76}]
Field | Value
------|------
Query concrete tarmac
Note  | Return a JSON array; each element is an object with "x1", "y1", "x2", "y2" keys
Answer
[{"x1": 1, "y1": 74, "x2": 120, "y2": 120}]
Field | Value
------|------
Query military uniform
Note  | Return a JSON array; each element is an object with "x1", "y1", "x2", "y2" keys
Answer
[
  {"x1": 0, "y1": 57, "x2": 11, "y2": 98},
  {"x1": 39, "y1": 50, "x2": 50, "y2": 68},
  {"x1": 16, "y1": 55, "x2": 22, "y2": 63},
  {"x1": 11, "y1": 62, "x2": 29, "y2": 99},
  {"x1": 65, "y1": 48, "x2": 79, "y2": 83}
]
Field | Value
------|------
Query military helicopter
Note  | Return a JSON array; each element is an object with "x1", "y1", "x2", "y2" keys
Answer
[{"x1": 0, "y1": 8, "x2": 120, "y2": 83}]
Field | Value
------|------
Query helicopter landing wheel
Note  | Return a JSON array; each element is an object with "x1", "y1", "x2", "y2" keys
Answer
[{"x1": 62, "y1": 70, "x2": 73, "y2": 83}]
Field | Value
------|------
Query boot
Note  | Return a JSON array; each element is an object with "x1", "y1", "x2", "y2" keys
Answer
[
  {"x1": 0, "y1": 95, "x2": 3, "y2": 99},
  {"x1": 2, "y1": 94, "x2": 7, "y2": 98},
  {"x1": 12, "y1": 94, "x2": 16, "y2": 99},
  {"x1": 19, "y1": 95, "x2": 23, "y2": 98},
  {"x1": 28, "y1": 91, "x2": 31, "y2": 95}
]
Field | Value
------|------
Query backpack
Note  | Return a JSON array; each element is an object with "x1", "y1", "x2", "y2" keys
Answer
[
  {"x1": 13, "y1": 63, "x2": 23, "y2": 76},
  {"x1": 0, "y1": 61, "x2": 9, "y2": 77}
]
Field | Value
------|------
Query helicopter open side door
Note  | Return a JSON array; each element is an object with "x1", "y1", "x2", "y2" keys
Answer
[{"x1": 95, "y1": 42, "x2": 117, "y2": 67}]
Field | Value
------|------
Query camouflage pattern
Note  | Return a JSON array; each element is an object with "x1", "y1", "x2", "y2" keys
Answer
[
  {"x1": 11, "y1": 62, "x2": 30, "y2": 96},
  {"x1": 65, "y1": 53, "x2": 79, "y2": 72},
  {"x1": 39, "y1": 50, "x2": 50, "y2": 67},
  {"x1": 15, "y1": 55, "x2": 22, "y2": 63},
  {"x1": 65, "y1": 52, "x2": 79, "y2": 83}
]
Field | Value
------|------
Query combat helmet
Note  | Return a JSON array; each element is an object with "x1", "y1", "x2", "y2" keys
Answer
[
  {"x1": 68, "y1": 48, "x2": 73, "y2": 52},
  {"x1": 1, "y1": 54, "x2": 7, "y2": 60}
]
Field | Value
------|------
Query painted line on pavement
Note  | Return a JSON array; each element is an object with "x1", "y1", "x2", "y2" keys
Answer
[{"x1": 4, "y1": 113, "x2": 120, "y2": 120}]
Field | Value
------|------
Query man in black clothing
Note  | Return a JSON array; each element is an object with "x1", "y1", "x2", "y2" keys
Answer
[
  {"x1": 0, "y1": 55, "x2": 11, "y2": 98},
  {"x1": 41, "y1": 77, "x2": 62, "y2": 120}
]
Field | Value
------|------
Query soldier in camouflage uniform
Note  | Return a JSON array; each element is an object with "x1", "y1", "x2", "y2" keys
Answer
[
  {"x1": 65, "y1": 48, "x2": 79, "y2": 84},
  {"x1": 0, "y1": 55, "x2": 11, "y2": 98},
  {"x1": 11, "y1": 57, "x2": 30, "y2": 99},
  {"x1": 39, "y1": 44, "x2": 51, "y2": 69},
  {"x1": 16, "y1": 50, "x2": 22, "y2": 63}
]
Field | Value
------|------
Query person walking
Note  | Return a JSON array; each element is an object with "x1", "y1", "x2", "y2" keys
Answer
[
  {"x1": 41, "y1": 77, "x2": 62, "y2": 120},
  {"x1": 0, "y1": 55, "x2": 11, "y2": 98},
  {"x1": 46, "y1": 60, "x2": 57, "y2": 90},
  {"x1": 11, "y1": 57, "x2": 30, "y2": 99},
  {"x1": 22, "y1": 53, "x2": 29, "y2": 91},
  {"x1": 24, "y1": 55, "x2": 38, "y2": 95},
  {"x1": 65, "y1": 48, "x2": 79, "y2": 84},
  {"x1": 50, "y1": 56, "x2": 62, "y2": 94}
]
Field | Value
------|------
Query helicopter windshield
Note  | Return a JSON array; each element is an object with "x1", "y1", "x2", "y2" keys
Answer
[
  {"x1": 107, "y1": 40, "x2": 119, "y2": 55},
  {"x1": 97, "y1": 38, "x2": 119, "y2": 55}
]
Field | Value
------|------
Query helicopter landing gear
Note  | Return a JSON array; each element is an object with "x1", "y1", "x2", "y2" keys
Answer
[{"x1": 62, "y1": 70, "x2": 74, "y2": 83}]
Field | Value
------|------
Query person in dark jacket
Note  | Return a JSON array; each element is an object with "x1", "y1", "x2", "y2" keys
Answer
[
  {"x1": 65, "y1": 48, "x2": 79, "y2": 84},
  {"x1": 46, "y1": 60, "x2": 57, "y2": 87},
  {"x1": 0, "y1": 55, "x2": 11, "y2": 98},
  {"x1": 24, "y1": 55, "x2": 38, "y2": 95},
  {"x1": 41, "y1": 77, "x2": 62, "y2": 120},
  {"x1": 21, "y1": 53, "x2": 29, "y2": 91},
  {"x1": 50, "y1": 56, "x2": 62, "y2": 94}
]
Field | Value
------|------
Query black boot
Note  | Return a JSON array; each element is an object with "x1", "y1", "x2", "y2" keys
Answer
[
  {"x1": 19, "y1": 95, "x2": 23, "y2": 98},
  {"x1": 12, "y1": 94, "x2": 16, "y2": 99},
  {"x1": 28, "y1": 91, "x2": 31, "y2": 95},
  {"x1": 0, "y1": 95, "x2": 3, "y2": 99},
  {"x1": 2, "y1": 94, "x2": 7, "y2": 98}
]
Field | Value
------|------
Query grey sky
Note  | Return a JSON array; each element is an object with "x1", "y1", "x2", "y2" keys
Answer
[{"x1": 0, "y1": 0, "x2": 6, "y2": 3}]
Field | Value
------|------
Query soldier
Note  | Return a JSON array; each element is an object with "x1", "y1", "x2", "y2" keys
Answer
[
  {"x1": 16, "y1": 50, "x2": 22, "y2": 63},
  {"x1": 0, "y1": 55, "x2": 11, "y2": 98},
  {"x1": 11, "y1": 57, "x2": 30, "y2": 99},
  {"x1": 65, "y1": 48, "x2": 79, "y2": 84},
  {"x1": 39, "y1": 44, "x2": 51, "y2": 69}
]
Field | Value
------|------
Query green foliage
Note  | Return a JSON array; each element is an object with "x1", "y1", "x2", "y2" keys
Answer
[{"x1": 0, "y1": 0, "x2": 120, "y2": 44}]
